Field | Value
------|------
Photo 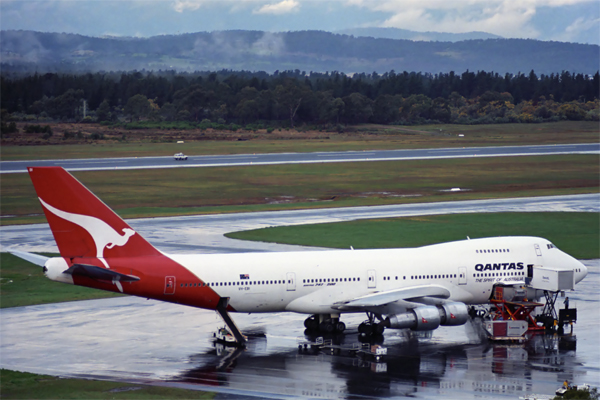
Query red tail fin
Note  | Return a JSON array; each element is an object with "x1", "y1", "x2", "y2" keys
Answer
[{"x1": 28, "y1": 167, "x2": 160, "y2": 259}]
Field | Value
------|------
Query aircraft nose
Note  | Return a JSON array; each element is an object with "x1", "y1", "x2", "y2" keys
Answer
[{"x1": 577, "y1": 261, "x2": 588, "y2": 283}]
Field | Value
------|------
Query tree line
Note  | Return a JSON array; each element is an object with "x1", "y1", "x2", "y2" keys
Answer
[{"x1": 1, "y1": 69, "x2": 598, "y2": 128}]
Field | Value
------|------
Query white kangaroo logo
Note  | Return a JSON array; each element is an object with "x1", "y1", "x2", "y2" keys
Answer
[{"x1": 39, "y1": 198, "x2": 136, "y2": 268}]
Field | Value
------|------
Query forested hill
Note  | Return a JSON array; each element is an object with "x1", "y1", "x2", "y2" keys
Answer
[
  {"x1": 335, "y1": 27, "x2": 503, "y2": 42},
  {"x1": 1, "y1": 30, "x2": 598, "y2": 75}
]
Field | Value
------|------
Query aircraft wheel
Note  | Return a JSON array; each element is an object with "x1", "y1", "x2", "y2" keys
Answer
[
  {"x1": 320, "y1": 321, "x2": 335, "y2": 333},
  {"x1": 304, "y1": 317, "x2": 318, "y2": 330},
  {"x1": 358, "y1": 322, "x2": 372, "y2": 335},
  {"x1": 336, "y1": 322, "x2": 346, "y2": 333}
]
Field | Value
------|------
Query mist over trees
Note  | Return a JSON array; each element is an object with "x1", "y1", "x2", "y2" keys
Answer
[
  {"x1": 1, "y1": 30, "x2": 598, "y2": 76},
  {"x1": 1, "y1": 68, "x2": 598, "y2": 130}
]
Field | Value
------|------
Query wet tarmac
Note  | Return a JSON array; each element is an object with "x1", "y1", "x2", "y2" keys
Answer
[
  {"x1": 1, "y1": 259, "x2": 598, "y2": 399},
  {"x1": 1, "y1": 196, "x2": 599, "y2": 398}
]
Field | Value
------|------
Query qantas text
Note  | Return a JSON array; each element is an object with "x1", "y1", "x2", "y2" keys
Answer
[{"x1": 474, "y1": 262, "x2": 524, "y2": 271}]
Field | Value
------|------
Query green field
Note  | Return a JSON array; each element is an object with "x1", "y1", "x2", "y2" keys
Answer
[
  {"x1": 0, "y1": 253, "x2": 122, "y2": 308},
  {"x1": 227, "y1": 212, "x2": 600, "y2": 260},
  {"x1": 2, "y1": 154, "x2": 598, "y2": 225},
  {"x1": 0, "y1": 369, "x2": 213, "y2": 399}
]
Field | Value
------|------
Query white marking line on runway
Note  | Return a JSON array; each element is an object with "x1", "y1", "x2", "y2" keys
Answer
[
  {"x1": 428, "y1": 149, "x2": 481, "y2": 153},
  {"x1": 56, "y1": 160, "x2": 129, "y2": 165},
  {"x1": 199, "y1": 155, "x2": 259, "y2": 160},
  {"x1": 527, "y1": 145, "x2": 577, "y2": 148},
  {"x1": 317, "y1": 152, "x2": 376, "y2": 156}
]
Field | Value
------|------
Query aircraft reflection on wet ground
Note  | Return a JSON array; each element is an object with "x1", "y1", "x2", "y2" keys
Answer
[
  {"x1": 174, "y1": 323, "x2": 590, "y2": 399},
  {"x1": 166, "y1": 259, "x2": 598, "y2": 399}
]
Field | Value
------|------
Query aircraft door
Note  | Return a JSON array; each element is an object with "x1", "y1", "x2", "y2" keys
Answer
[
  {"x1": 164, "y1": 276, "x2": 176, "y2": 295},
  {"x1": 286, "y1": 272, "x2": 296, "y2": 291},
  {"x1": 458, "y1": 267, "x2": 467, "y2": 285},
  {"x1": 368, "y1": 270, "x2": 377, "y2": 288},
  {"x1": 534, "y1": 244, "x2": 542, "y2": 256}
]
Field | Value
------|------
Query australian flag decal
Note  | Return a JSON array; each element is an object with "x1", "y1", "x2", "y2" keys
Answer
[{"x1": 240, "y1": 274, "x2": 250, "y2": 280}]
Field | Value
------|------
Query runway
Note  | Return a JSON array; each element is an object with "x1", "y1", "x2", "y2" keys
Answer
[
  {"x1": 1, "y1": 195, "x2": 599, "y2": 398},
  {"x1": 1, "y1": 143, "x2": 598, "y2": 174}
]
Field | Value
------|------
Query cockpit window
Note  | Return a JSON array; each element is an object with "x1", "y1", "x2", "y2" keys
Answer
[{"x1": 547, "y1": 243, "x2": 556, "y2": 249}]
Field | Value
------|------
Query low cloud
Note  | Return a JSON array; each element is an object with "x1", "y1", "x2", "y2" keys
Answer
[
  {"x1": 345, "y1": 0, "x2": 596, "y2": 39},
  {"x1": 173, "y1": 0, "x2": 204, "y2": 13},
  {"x1": 191, "y1": 31, "x2": 285, "y2": 59},
  {"x1": 555, "y1": 15, "x2": 600, "y2": 42},
  {"x1": 565, "y1": 16, "x2": 599, "y2": 33},
  {"x1": 251, "y1": 32, "x2": 285, "y2": 54},
  {"x1": 253, "y1": 0, "x2": 300, "y2": 15},
  {"x1": 172, "y1": 0, "x2": 299, "y2": 14}
]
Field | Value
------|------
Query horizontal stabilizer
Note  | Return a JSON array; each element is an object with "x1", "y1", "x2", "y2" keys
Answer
[
  {"x1": 65, "y1": 264, "x2": 140, "y2": 282},
  {"x1": 9, "y1": 250, "x2": 49, "y2": 267}
]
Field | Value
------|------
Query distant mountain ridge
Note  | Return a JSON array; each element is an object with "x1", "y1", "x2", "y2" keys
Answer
[
  {"x1": 1, "y1": 30, "x2": 598, "y2": 75},
  {"x1": 335, "y1": 27, "x2": 503, "y2": 42}
]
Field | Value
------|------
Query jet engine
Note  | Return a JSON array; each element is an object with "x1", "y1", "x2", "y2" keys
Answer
[{"x1": 384, "y1": 302, "x2": 469, "y2": 331}]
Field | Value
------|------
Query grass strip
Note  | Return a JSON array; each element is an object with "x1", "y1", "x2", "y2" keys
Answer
[
  {"x1": 0, "y1": 253, "x2": 122, "y2": 308},
  {"x1": 2, "y1": 154, "x2": 598, "y2": 225},
  {"x1": 0, "y1": 369, "x2": 214, "y2": 399},
  {"x1": 227, "y1": 212, "x2": 600, "y2": 260},
  {"x1": 2, "y1": 121, "x2": 598, "y2": 161}
]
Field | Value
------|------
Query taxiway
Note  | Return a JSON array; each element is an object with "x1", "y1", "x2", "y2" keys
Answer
[{"x1": 1, "y1": 194, "x2": 598, "y2": 254}]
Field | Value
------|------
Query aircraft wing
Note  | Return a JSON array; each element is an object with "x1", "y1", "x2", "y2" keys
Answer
[{"x1": 333, "y1": 285, "x2": 451, "y2": 311}]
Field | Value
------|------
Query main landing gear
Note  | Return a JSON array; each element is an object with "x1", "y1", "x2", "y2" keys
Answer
[
  {"x1": 358, "y1": 312, "x2": 385, "y2": 336},
  {"x1": 303, "y1": 312, "x2": 387, "y2": 337},
  {"x1": 304, "y1": 314, "x2": 346, "y2": 333}
]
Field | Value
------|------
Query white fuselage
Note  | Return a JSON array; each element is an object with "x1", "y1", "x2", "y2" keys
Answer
[{"x1": 169, "y1": 236, "x2": 588, "y2": 315}]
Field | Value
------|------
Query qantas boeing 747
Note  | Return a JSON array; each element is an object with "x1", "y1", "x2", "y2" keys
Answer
[{"x1": 11, "y1": 167, "x2": 588, "y2": 345}]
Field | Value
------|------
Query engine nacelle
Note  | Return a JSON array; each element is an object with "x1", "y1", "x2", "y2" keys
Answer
[
  {"x1": 387, "y1": 306, "x2": 441, "y2": 331},
  {"x1": 437, "y1": 302, "x2": 469, "y2": 326},
  {"x1": 385, "y1": 302, "x2": 469, "y2": 331},
  {"x1": 43, "y1": 257, "x2": 74, "y2": 284}
]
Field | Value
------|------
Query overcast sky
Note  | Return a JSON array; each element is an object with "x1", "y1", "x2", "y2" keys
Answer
[{"x1": 1, "y1": 0, "x2": 598, "y2": 44}]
